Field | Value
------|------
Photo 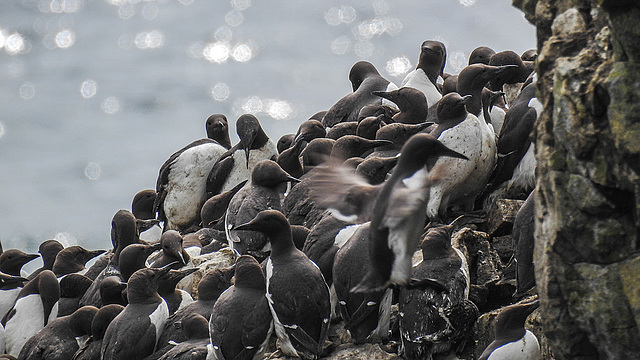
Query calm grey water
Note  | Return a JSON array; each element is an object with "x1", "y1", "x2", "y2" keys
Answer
[{"x1": 0, "y1": 0, "x2": 534, "y2": 271}]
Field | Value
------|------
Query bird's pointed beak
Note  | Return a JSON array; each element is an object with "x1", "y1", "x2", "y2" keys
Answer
[
  {"x1": 153, "y1": 261, "x2": 179, "y2": 276},
  {"x1": 496, "y1": 64, "x2": 519, "y2": 74},
  {"x1": 233, "y1": 221, "x2": 254, "y2": 232},
  {"x1": 372, "y1": 139, "x2": 394, "y2": 147},
  {"x1": 371, "y1": 90, "x2": 396, "y2": 102},
  {"x1": 90, "y1": 249, "x2": 107, "y2": 259},
  {"x1": 243, "y1": 148, "x2": 251, "y2": 169},
  {"x1": 459, "y1": 95, "x2": 473, "y2": 105},
  {"x1": 442, "y1": 146, "x2": 468, "y2": 160},
  {"x1": 293, "y1": 132, "x2": 305, "y2": 146}
]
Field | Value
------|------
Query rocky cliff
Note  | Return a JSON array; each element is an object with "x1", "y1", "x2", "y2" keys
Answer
[{"x1": 512, "y1": 0, "x2": 640, "y2": 358}]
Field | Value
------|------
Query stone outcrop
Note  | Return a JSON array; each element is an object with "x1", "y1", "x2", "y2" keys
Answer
[{"x1": 512, "y1": 0, "x2": 640, "y2": 358}]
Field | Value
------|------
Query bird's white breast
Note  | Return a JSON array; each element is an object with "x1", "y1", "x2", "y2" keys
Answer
[
  {"x1": 149, "y1": 300, "x2": 170, "y2": 347},
  {"x1": 5, "y1": 294, "x2": 58, "y2": 357},
  {"x1": 0, "y1": 288, "x2": 22, "y2": 321},
  {"x1": 401, "y1": 69, "x2": 442, "y2": 107},
  {"x1": 220, "y1": 140, "x2": 278, "y2": 194},
  {"x1": 165, "y1": 143, "x2": 226, "y2": 228},
  {"x1": 488, "y1": 330, "x2": 540, "y2": 360}
]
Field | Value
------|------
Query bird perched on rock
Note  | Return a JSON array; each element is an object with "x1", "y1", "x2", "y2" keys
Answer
[
  {"x1": 401, "y1": 40, "x2": 446, "y2": 108},
  {"x1": 18, "y1": 305, "x2": 98, "y2": 360},
  {"x1": 513, "y1": 189, "x2": 536, "y2": 297},
  {"x1": 399, "y1": 224, "x2": 476, "y2": 360},
  {"x1": 322, "y1": 61, "x2": 396, "y2": 128},
  {"x1": 235, "y1": 210, "x2": 331, "y2": 360},
  {"x1": 207, "y1": 114, "x2": 278, "y2": 195},
  {"x1": 225, "y1": 160, "x2": 299, "y2": 260},
  {"x1": 3, "y1": 270, "x2": 60, "y2": 357},
  {"x1": 154, "y1": 133, "x2": 228, "y2": 233},
  {"x1": 101, "y1": 265, "x2": 174, "y2": 360},
  {"x1": 427, "y1": 92, "x2": 497, "y2": 221},
  {"x1": 210, "y1": 255, "x2": 273, "y2": 360},
  {"x1": 478, "y1": 299, "x2": 540, "y2": 360},
  {"x1": 332, "y1": 222, "x2": 393, "y2": 343},
  {"x1": 483, "y1": 82, "x2": 539, "y2": 204}
]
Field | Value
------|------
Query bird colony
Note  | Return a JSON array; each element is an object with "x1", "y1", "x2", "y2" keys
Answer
[{"x1": 0, "y1": 40, "x2": 544, "y2": 360}]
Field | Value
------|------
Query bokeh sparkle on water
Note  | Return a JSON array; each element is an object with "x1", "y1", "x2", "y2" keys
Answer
[{"x1": 0, "y1": 0, "x2": 535, "y2": 269}]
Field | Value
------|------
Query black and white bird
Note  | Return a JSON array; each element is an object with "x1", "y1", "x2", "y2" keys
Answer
[
  {"x1": 154, "y1": 138, "x2": 227, "y2": 233},
  {"x1": 235, "y1": 210, "x2": 331, "y2": 360},
  {"x1": 401, "y1": 40, "x2": 447, "y2": 108},
  {"x1": 225, "y1": 160, "x2": 299, "y2": 260},
  {"x1": 18, "y1": 305, "x2": 98, "y2": 360},
  {"x1": 426, "y1": 92, "x2": 497, "y2": 221},
  {"x1": 3, "y1": 270, "x2": 60, "y2": 357},
  {"x1": 399, "y1": 224, "x2": 476, "y2": 360},
  {"x1": 478, "y1": 299, "x2": 541, "y2": 360},
  {"x1": 484, "y1": 82, "x2": 539, "y2": 204},
  {"x1": 209, "y1": 255, "x2": 273, "y2": 360},
  {"x1": 101, "y1": 265, "x2": 174, "y2": 360}
]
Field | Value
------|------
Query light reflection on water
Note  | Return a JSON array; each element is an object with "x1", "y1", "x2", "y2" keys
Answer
[{"x1": 0, "y1": 0, "x2": 535, "y2": 259}]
